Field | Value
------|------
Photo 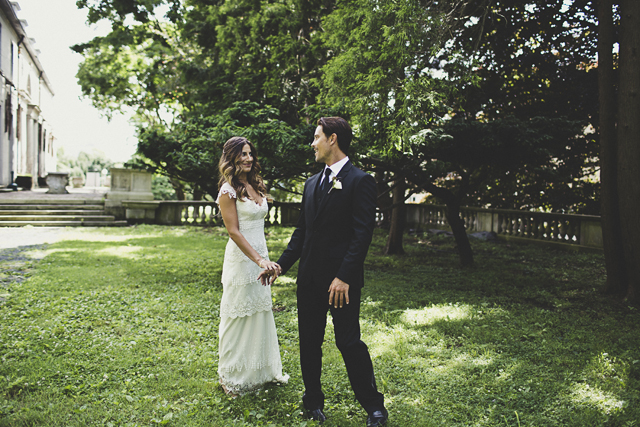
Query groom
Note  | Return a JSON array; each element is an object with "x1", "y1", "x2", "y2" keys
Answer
[{"x1": 260, "y1": 117, "x2": 388, "y2": 426}]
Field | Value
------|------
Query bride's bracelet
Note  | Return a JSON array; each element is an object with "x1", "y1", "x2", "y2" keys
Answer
[{"x1": 258, "y1": 259, "x2": 265, "y2": 268}]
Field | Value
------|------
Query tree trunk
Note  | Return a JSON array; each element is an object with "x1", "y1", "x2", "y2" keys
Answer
[
  {"x1": 616, "y1": 0, "x2": 640, "y2": 302},
  {"x1": 384, "y1": 177, "x2": 406, "y2": 255},
  {"x1": 170, "y1": 177, "x2": 186, "y2": 200},
  {"x1": 193, "y1": 187, "x2": 204, "y2": 201},
  {"x1": 376, "y1": 171, "x2": 392, "y2": 228},
  {"x1": 598, "y1": 0, "x2": 628, "y2": 295},
  {"x1": 422, "y1": 182, "x2": 474, "y2": 266},
  {"x1": 443, "y1": 198, "x2": 474, "y2": 267}
]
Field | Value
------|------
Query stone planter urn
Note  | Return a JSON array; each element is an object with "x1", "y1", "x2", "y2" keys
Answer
[
  {"x1": 45, "y1": 172, "x2": 70, "y2": 194},
  {"x1": 71, "y1": 176, "x2": 84, "y2": 188}
]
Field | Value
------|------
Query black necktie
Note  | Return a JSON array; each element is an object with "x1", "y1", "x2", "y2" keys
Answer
[{"x1": 316, "y1": 168, "x2": 332, "y2": 203}]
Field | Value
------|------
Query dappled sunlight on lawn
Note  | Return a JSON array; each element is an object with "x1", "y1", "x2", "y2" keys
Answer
[
  {"x1": 57, "y1": 232, "x2": 141, "y2": 243},
  {"x1": 38, "y1": 248, "x2": 82, "y2": 258},
  {"x1": 275, "y1": 276, "x2": 296, "y2": 286},
  {"x1": 96, "y1": 245, "x2": 144, "y2": 259},
  {"x1": 400, "y1": 303, "x2": 472, "y2": 326},
  {"x1": 567, "y1": 383, "x2": 626, "y2": 414},
  {"x1": 559, "y1": 350, "x2": 630, "y2": 415},
  {"x1": 1, "y1": 226, "x2": 636, "y2": 426}
]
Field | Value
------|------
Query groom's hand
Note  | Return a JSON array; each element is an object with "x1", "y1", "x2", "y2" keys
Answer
[
  {"x1": 328, "y1": 278, "x2": 350, "y2": 308},
  {"x1": 257, "y1": 269, "x2": 277, "y2": 286}
]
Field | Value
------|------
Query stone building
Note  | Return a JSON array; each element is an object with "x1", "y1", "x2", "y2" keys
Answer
[{"x1": 0, "y1": 0, "x2": 55, "y2": 189}]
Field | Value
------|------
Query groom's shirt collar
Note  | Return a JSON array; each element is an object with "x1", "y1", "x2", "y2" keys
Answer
[{"x1": 321, "y1": 156, "x2": 349, "y2": 184}]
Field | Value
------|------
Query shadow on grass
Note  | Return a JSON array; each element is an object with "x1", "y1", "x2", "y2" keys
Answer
[
  {"x1": 355, "y1": 229, "x2": 639, "y2": 426},
  {"x1": 0, "y1": 225, "x2": 638, "y2": 427}
]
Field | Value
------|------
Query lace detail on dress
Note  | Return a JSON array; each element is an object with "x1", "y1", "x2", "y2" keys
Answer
[
  {"x1": 239, "y1": 218, "x2": 265, "y2": 231},
  {"x1": 217, "y1": 184, "x2": 286, "y2": 394},
  {"x1": 220, "y1": 293, "x2": 273, "y2": 318},
  {"x1": 218, "y1": 308, "x2": 288, "y2": 395},
  {"x1": 216, "y1": 182, "x2": 237, "y2": 203},
  {"x1": 222, "y1": 269, "x2": 268, "y2": 288},
  {"x1": 219, "y1": 371, "x2": 289, "y2": 396}
]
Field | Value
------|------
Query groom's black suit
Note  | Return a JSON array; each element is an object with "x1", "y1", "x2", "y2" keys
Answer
[{"x1": 277, "y1": 160, "x2": 384, "y2": 414}]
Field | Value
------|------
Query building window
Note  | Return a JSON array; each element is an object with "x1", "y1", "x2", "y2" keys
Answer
[
  {"x1": 16, "y1": 106, "x2": 21, "y2": 140},
  {"x1": 11, "y1": 42, "x2": 14, "y2": 78}
]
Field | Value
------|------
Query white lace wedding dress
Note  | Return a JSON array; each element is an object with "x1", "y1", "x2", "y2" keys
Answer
[{"x1": 216, "y1": 182, "x2": 288, "y2": 395}]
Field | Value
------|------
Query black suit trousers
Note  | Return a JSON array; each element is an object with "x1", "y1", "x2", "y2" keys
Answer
[{"x1": 296, "y1": 278, "x2": 384, "y2": 414}]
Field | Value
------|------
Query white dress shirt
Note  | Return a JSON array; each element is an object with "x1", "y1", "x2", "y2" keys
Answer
[{"x1": 320, "y1": 156, "x2": 350, "y2": 187}]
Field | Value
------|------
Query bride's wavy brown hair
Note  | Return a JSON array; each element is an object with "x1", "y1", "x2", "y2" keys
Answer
[{"x1": 218, "y1": 136, "x2": 266, "y2": 200}]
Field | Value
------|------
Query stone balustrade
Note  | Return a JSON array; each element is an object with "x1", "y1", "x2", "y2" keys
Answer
[
  {"x1": 406, "y1": 204, "x2": 603, "y2": 249},
  {"x1": 118, "y1": 193, "x2": 601, "y2": 250},
  {"x1": 266, "y1": 201, "x2": 301, "y2": 226},
  {"x1": 156, "y1": 201, "x2": 221, "y2": 226},
  {"x1": 119, "y1": 199, "x2": 301, "y2": 227}
]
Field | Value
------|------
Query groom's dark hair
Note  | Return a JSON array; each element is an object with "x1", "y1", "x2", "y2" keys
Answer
[{"x1": 318, "y1": 117, "x2": 352, "y2": 156}]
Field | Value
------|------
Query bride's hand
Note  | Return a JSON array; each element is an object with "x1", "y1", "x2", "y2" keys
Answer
[{"x1": 259, "y1": 260, "x2": 282, "y2": 275}]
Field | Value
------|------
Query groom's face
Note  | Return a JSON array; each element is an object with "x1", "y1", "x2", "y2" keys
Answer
[{"x1": 312, "y1": 125, "x2": 332, "y2": 164}]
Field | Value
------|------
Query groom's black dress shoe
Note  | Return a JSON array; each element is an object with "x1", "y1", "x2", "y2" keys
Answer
[
  {"x1": 308, "y1": 409, "x2": 327, "y2": 423},
  {"x1": 366, "y1": 408, "x2": 388, "y2": 427}
]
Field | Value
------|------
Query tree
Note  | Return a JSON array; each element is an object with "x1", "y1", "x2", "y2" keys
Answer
[
  {"x1": 75, "y1": 0, "x2": 337, "y2": 199},
  {"x1": 180, "y1": 0, "x2": 335, "y2": 125},
  {"x1": 598, "y1": 0, "x2": 639, "y2": 302},
  {"x1": 320, "y1": 0, "x2": 604, "y2": 265},
  {"x1": 446, "y1": 0, "x2": 601, "y2": 214},
  {"x1": 134, "y1": 101, "x2": 311, "y2": 199},
  {"x1": 73, "y1": 4, "x2": 186, "y2": 125},
  {"x1": 615, "y1": 0, "x2": 640, "y2": 302},
  {"x1": 76, "y1": 0, "x2": 181, "y2": 25},
  {"x1": 56, "y1": 148, "x2": 115, "y2": 178},
  {"x1": 597, "y1": 0, "x2": 626, "y2": 296},
  {"x1": 320, "y1": 0, "x2": 471, "y2": 259}
]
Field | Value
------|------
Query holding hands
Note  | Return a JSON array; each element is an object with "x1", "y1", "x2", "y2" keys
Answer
[{"x1": 257, "y1": 259, "x2": 281, "y2": 286}]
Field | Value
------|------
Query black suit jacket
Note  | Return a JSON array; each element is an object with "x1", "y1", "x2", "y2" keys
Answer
[{"x1": 277, "y1": 161, "x2": 377, "y2": 288}]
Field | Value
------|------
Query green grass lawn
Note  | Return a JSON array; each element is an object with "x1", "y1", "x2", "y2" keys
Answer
[{"x1": 1, "y1": 225, "x2": 639, "y2": 426}]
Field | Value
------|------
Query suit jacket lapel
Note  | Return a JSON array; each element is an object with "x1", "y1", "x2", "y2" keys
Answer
[
  {"x1": 314, "y1": 161, "x2": 352, "y2": 222},
  {"x1": 308, "y1": 171, "x2": 322, "y2": 212}
]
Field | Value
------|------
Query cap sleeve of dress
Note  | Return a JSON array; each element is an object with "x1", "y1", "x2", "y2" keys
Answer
[{"x1": 216, "y1": 182, "x2": 237, "y2": 204}]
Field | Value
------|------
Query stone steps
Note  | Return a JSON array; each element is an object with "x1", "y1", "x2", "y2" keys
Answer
[
  {"x1": 0, "y1": 210, "x2": 106, "y2": 215},
  {"x1": 0, "y1": 197, "x2": 126, "y2": 227},
  {"x1": 0, "y1": 204, "x2": 106, "y2": 211},
  {"x1": 0, "y1": 220, "x2": 128, "y2": 227},
  {"x1": 0, "y1": 198, "x2": 103, "y2": 205},
  {"x1": 0, "y1": 215, "x2": 117, "y2": 222}
]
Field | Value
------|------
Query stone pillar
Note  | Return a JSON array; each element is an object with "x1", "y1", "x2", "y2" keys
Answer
[
  {"x1": 85, "y1": 171, "x2": 100, "y2": 187},
  {"x1": 156, "y1": 202, "x2": 184, "y2": 225},
  {"x1": 580, "y1": 220, "x2": 603, "y2": 248},
  {"x1": 122, "y1": 201, "x2": 160, "y2": 224},
  {"x1": 26, "y1": 107, "x2": 38, "y2": 183},
  {"x1": 475, "y1": 211, "x2": 495, "y2": 232},
  {"x1": 105, "y1": 168, "x2": 154, "y2": 219}
]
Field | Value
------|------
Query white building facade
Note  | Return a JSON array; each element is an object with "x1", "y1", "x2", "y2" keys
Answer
[{"x1": 0, "y1": 0, "x2": 55, "y2": 189}]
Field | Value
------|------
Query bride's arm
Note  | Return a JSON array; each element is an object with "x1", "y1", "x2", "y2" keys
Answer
[{"x1": 219, "y1": 193, "x2": 279, "y2": 273}]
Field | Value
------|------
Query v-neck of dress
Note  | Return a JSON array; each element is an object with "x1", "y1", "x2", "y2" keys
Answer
[
  {"x1": 239, "y1": 181, "x2": 264, "y2": 206},
  {"x1": 243, "y1": 196, "x2": 265, "y2": 207}
]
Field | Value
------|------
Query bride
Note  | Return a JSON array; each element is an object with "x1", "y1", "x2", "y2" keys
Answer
[{"x1": 215, "y1": 136, "x2": 288, "y2": 395}]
